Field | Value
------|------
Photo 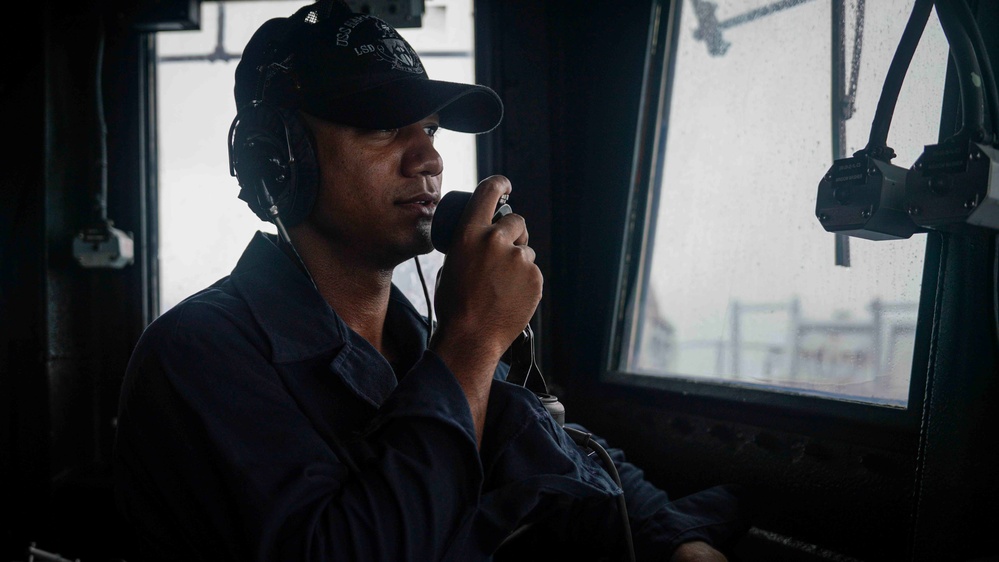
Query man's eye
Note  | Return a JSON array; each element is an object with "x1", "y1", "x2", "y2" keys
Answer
[{"x1": 424, "y1": 125, "x2": 439, "y2": 138}]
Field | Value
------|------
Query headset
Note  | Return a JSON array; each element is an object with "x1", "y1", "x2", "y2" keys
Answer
[
  {"x1": 228, "y1": 97, "x2": 319, "y2": 234},
  {"x1": 227, "y1": 10, "x2": 327, "y2": 237}
]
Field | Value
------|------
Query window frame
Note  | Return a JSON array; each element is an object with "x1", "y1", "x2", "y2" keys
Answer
[{"x1": 602, "y1": 0, "x2": 948, "y2": 432}]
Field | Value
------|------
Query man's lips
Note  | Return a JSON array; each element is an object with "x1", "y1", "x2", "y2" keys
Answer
[
  {"x1": 397, "y1": 193, "x2": 440, "y2": 206},
  {"x1": 396, "y1": 193, "x2": 439, "y2": 216}
]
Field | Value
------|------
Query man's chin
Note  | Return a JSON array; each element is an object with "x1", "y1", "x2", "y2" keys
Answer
[
  {"x1": 414, "y1": 226, "x2": 434, "y2": 255},
  {"x1": 387, "y1": 235, "x2": 435, "y2": 268},
  {"x1": 412, "y1": 238, "x2": 435, "y2": 258}
]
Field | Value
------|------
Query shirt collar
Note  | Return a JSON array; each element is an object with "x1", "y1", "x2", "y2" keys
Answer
[
  {"x1": 228, "y1": 232, "x2": 433, "y2": 367},
  {"x1": 386, "y1": 280, "x2": 433, "y2": 376},
  {"x1": 229, "y1": 231, "x2": 346, "y2": 363}
]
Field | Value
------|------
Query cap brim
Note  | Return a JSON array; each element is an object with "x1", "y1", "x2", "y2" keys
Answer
[{"x1": 304, "y1": 77, "x2": 504, "y2": 134}]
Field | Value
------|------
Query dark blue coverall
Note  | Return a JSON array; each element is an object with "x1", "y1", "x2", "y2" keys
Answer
[{"x1": 113, "y1": 232, "x2": 746, "y2": 561}]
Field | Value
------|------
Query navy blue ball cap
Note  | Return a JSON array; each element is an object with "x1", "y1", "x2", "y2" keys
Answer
[{"x1": 234, "y1": 0, "x2": 503, "y2": 134}]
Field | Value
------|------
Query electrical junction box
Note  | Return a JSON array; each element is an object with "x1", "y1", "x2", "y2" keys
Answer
[
  {"x1": 816, "y1": 153, "x2": 920, "y2": 240},
  {"x1": 966, "y1": 144, "x2": 999, "y2": 230},
  {"x1": 73, "y1": 222, "x2": 135, "y2": 269},
  {"x1": 906, "y1": 138, "x2": 999, "y2": 232}
]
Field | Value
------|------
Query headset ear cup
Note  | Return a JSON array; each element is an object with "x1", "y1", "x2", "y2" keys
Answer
[
  {"x1": 229, "y1": 103, "x2": 319, "y2": 227},
  {"x1": 230, "y1": 103, "x2": 282, "y2": 221},
  {"x1": 277, "y1": 107, "x2": 319, "y2": 227}
]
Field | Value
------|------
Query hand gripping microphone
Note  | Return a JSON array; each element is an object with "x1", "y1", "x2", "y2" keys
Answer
[
  {"x1": 432, "y1": 191, "x2": 637, "y2": 562},
  {"x1": 430, "y1": 191, "x2": 564, "y2": 425},
  {"x1": 432, "y1": 192, "x2": 637, "y2": 562}
]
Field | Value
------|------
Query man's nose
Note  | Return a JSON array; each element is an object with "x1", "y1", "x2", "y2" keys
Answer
[{"x1": 402, "y1": 127, "x2": 444, "y2": 177}]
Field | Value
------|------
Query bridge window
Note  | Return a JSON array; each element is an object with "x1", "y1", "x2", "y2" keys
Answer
[{"x1": 612, "y1": 0, "x2": 948, "y2": 407}]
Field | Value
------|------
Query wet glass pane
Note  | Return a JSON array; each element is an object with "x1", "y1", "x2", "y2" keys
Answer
[{"x1": 620, "y1": 0, "x2": 948, "y2": 406}]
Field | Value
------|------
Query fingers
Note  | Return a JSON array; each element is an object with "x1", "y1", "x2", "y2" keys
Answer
[
  {"x1": 515, "y1": 243, "x2": 537, "y2": 264},
  {"x1": 462, "y1": 175, "x2": 512, "y2": 229},
  {"x1": 445, "y1": 173, "x2": 538, "y2": 288},
  {"x1": 494, "y1": 213, "x2": 529, "y2": 247},
  {"x1": 510, "y1": 216, "x2": 529, "y2": 246},
  {"x1": 462, "y1": 175, "x2": 531, "y2": 248}
]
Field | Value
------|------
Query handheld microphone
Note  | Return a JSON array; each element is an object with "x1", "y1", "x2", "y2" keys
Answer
[{"x1": 431, "y1": 190, "x2": 511, "y2": 253}]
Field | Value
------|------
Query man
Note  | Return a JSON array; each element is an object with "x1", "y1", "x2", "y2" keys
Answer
[{"x1": 112, "y1": 1, "x2": 747, "y2": 560}]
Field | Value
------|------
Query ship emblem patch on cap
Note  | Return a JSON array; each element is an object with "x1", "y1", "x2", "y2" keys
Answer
[{"x1": 375, "y1": 37, "x2": 423, "y2": 74}]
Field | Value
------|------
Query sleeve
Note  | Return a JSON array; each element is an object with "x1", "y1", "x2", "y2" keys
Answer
[
  {"x1": 483, "y1": 359, "x2": 748, "y2": 559},
  {"x1": 113, "y1": 303, "x2": 486, "y2": 562},
  {"x1": 474, "y1": 368, "x2": 748, "y2": 561},
  {"x1": 564, "y1": 424, "x2": 750, "y2": 560},
  {"x1": 471, "y1": 382, "x2": 627, "y2": 558}
]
